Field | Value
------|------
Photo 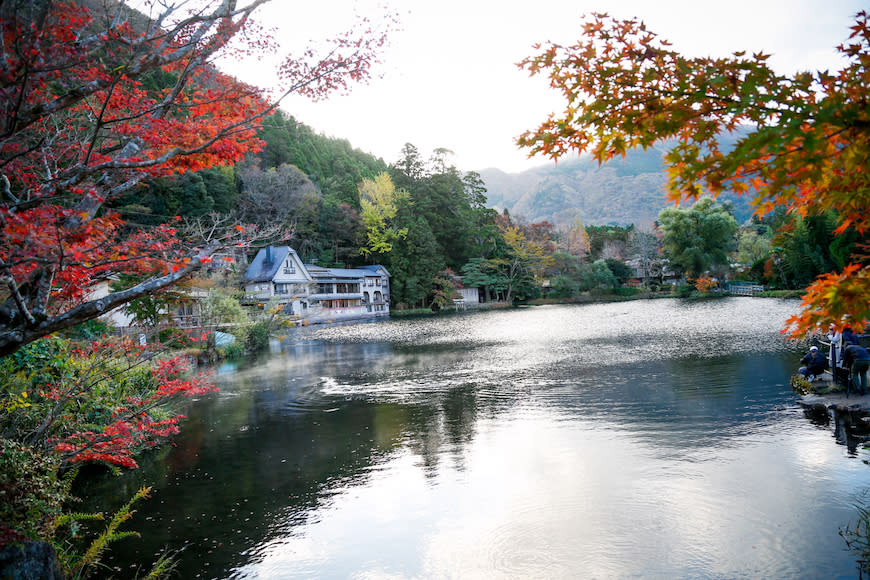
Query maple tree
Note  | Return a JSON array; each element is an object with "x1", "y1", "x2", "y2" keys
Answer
[
  {"x1": 0, "y1": 0, "x2": 393, "y2": 357},
  {"x1": 518, "y1": 11, "x2": 870, "y2": 336}
]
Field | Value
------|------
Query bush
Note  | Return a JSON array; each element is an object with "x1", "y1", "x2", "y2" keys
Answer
[
  {"x1": 613, "y1": 287, "x2": 640, "y2": 297},
  {"x1": 549, "y1": 275, "x2": 581, "y2": 299},
  {"x1": 246, "y1": 321, "x2": 271, "y2": 352},
  {"x1": 219, "y1": 342, "x2": 247, "y2": 359},
  {"x1": 0, "y1": 439, "x2": 66, "y2": 545},
  {"x1": 64, "y1": 319, "x2": 113, "y2": 341},
  {"x1": 156, "y1": 327, "x2": 192, "y2": 347}
]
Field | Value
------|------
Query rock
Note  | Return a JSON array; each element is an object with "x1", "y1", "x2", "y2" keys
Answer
[{"x1": 0, "y1": 541, "x2": 65, "y2": 579}]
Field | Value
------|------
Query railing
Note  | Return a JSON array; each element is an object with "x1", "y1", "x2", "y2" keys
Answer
[{"x1": 727, "y1": 282, "x2": 765, "y2": 296}]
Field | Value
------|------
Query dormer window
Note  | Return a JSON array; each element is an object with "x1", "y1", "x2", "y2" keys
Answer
[{"x1": 283, "y1": 259, "x2": 295, "y2": 275}]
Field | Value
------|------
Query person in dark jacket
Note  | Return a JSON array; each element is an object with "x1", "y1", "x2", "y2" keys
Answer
[
  {"x1": 843, "y1": 343, "x2": 870, "y2": 395},
  {"x1": 842, "y1": 326, "x2": 859, "y2": 347},
  {"x1": 799, "y1": 345, "x2": 827, "y2": 380}
]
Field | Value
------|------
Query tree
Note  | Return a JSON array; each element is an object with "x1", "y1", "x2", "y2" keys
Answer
[
  {"x1": 657, "y1": 198, "x2": 738, "y2": 278},
  {"x1": 237, "y1": 162, "x2": 321, "y2": 243},
  {"x1": 518, "y1": 11, "x2": 870, "y2": 335},
  {"x1": 358, "y1": 172, "x2": 408, "y2": 257},
  {"x1": 460, "y1": 257, "x2": 505, "y2": 303},
  {"x1": 495, "y1": 226, "x2": 551, "y2": 303},
  {"x1": 580, "y1": 260, "x2": 619, "y2": 293},
  {"x1": 389, "y1": 200, "x2": 444, "y2": 308},
  {"x1": 561, "y1": 218, "x2": 590, "y2": 258},
  {"x1": 585, "y1": 225, "x2": 634, "y2": 261},
  {"x1": 735, "y1": 228, "x2": 772, "y2": 267},
  {"x1": 0, "y1": 0, "x2": 393, "y2": 357},
  {"x1": 630, "y1": 227, "x2": 662, "y2": 287}
]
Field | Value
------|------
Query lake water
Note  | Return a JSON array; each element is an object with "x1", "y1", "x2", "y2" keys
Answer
[{"x1": 88, "y1": 298, "x2": 870, "y2": 579}]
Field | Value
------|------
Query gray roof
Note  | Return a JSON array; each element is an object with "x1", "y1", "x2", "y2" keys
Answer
[
  {"x1": 305, "y1": 265, "x2": 387, "y2": 281},
  {"x1": 244, "y1": 246, "x2": 390, "y2": 284},
  {"x1": 244, "y1": 246, "x2": 292, "y2": 283},
  {"x1": 359, "y1": 264, "x2": 391, "y2": 277}
]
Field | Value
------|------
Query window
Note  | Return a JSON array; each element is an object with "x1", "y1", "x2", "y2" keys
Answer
[
  {"x1": 274, "y1": 283, "x2": 289, "y2": 294},
  {"x1": 283, "y1": 259, "x2": 295, "y2": 275}
]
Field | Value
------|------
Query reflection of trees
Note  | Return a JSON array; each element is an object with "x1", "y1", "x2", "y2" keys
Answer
[
  {"x1": 79, "y1": 340, "x2": 513, "y2": 579},
  {"x1": 80, "y1": 337, "x2": 818, "y2": 578},
  {"x1": 83, "y1": 390, "x2": 408, "y2": 578},
  {"x1": 403, "y1": 384, "x2": 480, "y2": 476}
]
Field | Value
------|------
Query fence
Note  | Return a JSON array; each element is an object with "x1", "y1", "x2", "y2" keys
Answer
[{"x1": 727, "y1": 282, "x2": 765, "y2": 296}]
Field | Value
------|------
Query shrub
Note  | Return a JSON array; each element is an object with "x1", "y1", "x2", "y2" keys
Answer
[
  {"x1": 156, "y1": 327, "x2": 192, "y2": 347},
  {"x1": 246, "y1": 321, "x2": 271, "y2": 352},
  {"x1": 0, "y1": 439, "x2": 66, "y2": 545},
  {"x1": 613, "y1": 287, "x2": 640, "y2": 297}
]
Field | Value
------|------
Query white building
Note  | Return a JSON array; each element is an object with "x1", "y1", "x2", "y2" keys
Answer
[{"x1": 243, "y1": 246, "x2": 390, "y2": 322}]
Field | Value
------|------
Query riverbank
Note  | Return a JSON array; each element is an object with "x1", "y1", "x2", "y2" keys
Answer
[{"x1": 799, "y1": 391, "x2": 870, "y2": 412}]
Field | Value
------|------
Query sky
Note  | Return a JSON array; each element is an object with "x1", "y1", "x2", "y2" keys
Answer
[{"x1": 221, "y1": 0, "x2": 866, "y2": 174}]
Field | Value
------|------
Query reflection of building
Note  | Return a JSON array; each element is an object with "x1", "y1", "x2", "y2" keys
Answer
[{"x1": 243, "y1": 246, "x2": 390, "y2": 322}]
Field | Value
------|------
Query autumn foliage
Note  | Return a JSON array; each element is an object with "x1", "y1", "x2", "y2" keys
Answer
[
  {"x1": 0, "y1": 0, "x2": 392, "y2": 357},
  {"x1": 0, "y1": 335, "x2": 214, "y2": 469},
  {"x1": 518, "y1": 11, "x2": 870, "y2": 336}
]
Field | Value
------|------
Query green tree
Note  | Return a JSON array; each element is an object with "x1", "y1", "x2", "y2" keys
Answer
[
  {"x1": 580, "y1": 260, "x2": 619, "y2": 293},
  {"x1": 736, "y1": 228, "x2": 772, "y2": 267},
  {"x1": 657, "y1": 198, "x2": 738, "y2": 278},
  {"x1": 604, "y1": 258, "x2": 634, "y2": 285},
  {"x1": 389, "y1": 201, "x2": 445, "y2": 308},
  {"x1": 460, "y1": 257, "x2": 506, "y2": 303}
]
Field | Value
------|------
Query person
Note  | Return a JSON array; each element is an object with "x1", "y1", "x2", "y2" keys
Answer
[
  {"x1": 827, "y1": 323, "x2": 843, "y2": 368},
  {"x1": 843, "y1": 343, "x2": 870, "y2": 396},
  {"x1": 842, "y1": 325, "x2": 859, "y2": 347},
  {"x1": 799, "y1": 345, "x2": 827, "y2": 381}
]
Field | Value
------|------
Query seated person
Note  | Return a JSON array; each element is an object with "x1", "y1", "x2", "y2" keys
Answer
[{"x1": 799, "y1": 345, "x2": 827, "y2": 380}]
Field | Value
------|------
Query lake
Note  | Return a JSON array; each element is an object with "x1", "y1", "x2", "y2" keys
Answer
[{"x1": 87, "y1": 298, "x2": 870, "y2": 579}]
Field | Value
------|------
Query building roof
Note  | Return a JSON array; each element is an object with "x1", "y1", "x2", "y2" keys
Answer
[
  {"x1": 305, "y1": 265, "x2": 388, "y2": 281},
  {"x1": 358, "y1": 264, "x2": 391, "y2": 277},
  {"x1": 244, "y1": 245, "x2": 389, "y2": 284},
  {"x1": 244, "y1": 246, "x2": 293, "y2": 283}
]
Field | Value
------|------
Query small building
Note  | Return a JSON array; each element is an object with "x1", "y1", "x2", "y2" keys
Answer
[
  {"x1": 358, "y1": 265, "x2": 392, "y2": 315},
  {"x1": 454, "y1": 287, "x2": 481, "y2": 305},
  {"x1": 242, "y1": 246, "x2": 314, "y2": 318},
  {"x1": 243, "y1": 246, "x2": 390, "y2": 323}
]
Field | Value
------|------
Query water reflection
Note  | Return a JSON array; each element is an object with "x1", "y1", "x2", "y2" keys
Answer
[{"x1": 85, "y1": 299, "x2": 870, "y2": 579}]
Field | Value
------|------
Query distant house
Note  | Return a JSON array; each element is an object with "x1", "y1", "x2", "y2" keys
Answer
[
  {"x1": 243, "y1": 246, "x2": 390, "y2": 322},
  {"x1": 242, "y1": 246, "x2": 314, "y2": 317},
  {"x1": 454, "y1": 287, "x2": 480, "y2": 305},
  {"x1": 90, "y1": 277, "x2": 206, "y2": 330}
]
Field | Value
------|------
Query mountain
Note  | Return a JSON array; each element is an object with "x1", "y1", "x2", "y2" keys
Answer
[{"x1": 479, "y1": 143, "x2": 754, "y2": 228}]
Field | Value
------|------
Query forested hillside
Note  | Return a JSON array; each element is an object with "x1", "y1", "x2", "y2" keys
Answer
[{"x1": 113, "y1": 111, "x2": 389, "y2": 266}]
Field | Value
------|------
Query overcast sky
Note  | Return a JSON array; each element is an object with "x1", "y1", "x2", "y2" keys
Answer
[{"x1": 222, "y1": 0, "x2": 865, "y2": 173}]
